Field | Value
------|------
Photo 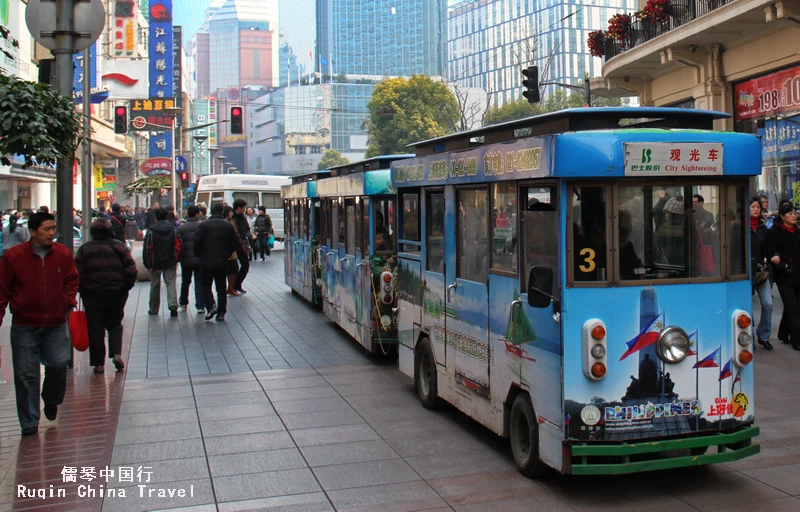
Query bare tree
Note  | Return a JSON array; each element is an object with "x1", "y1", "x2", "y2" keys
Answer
[
  {"x1": 511, "y1": 26, "x2": 561, "y2": 102},
  {"x1": 450, "y1": 81, "x2": 488, "y2": 132}
]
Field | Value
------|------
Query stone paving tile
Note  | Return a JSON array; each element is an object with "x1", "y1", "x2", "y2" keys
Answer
[
  {"x1": 107, "y1": 458, "x2": 210, "y2": 487},
  {"x1": 428, "y1": 470, "x2": 551, "y2": 508},
  {"x1": 265, "y1": 385, "x2": 340, "y2": 402},
  {"x1": 404, "y1": 453, "x2": 515, "y2": 481},
  {"x1": 300, "y1": 439, "x2": 401, "y2": 468},
  {"x1": 326, "y1": 481, "x2": 447, "y2": 512},
  {"x1": 199, "y1": 416, "x2": 285, "y2": 437},
  {"x1": 290, "y1": 423, "x2": 382, "y2": 447},
  {"x1": 279, "y1": 409, "x2": 365, "y2": 430},
  {"x1": 110, "y1": 439, "x2": 207, "y2": 466},
  {"x1": 116, "y1": 409, "x2": 198, "y2": 429},
  {"x1": 193, "y1": 390, "x2": 270, "y2": 409},
  {"x1": 212, "y1": 468, "x2": 321, "y2": 503},
  {"x1": 203, "y1": 431, "x2": 296, "y2": 456},
  {"x1": 195, "y1": 402, "x2": 276, "y2": 422},
  {"x1": 270, "y1": 396, "x2": 352, "y2": 415},
  {"x1": 312, "y1": 459, "x2": 422, "y2": 491},
  {"x1": 101, "y1": 478, "x2": 214, "y2": 512},
  {"x1": 113, "y1": 423, "x2": 202, "y2": 446},
  {"x1": 217, "y1": 492, "x2": 334, "y2": 512},
  {"x1": 741, "y1": 464, "x2": 800, "y2": 496},
  {"x1": 207, "y1": 448, "x2": 307, "y2": 477}
]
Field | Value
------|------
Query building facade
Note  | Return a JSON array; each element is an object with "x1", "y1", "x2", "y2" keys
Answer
[
  {"x1": 448, "y1": 0, "x2": 635, "y2": 107},
  {"x1": 208, "y1": 0, "x2": 279, "y2": 92},
  {"x1": 594, "y1": 0, "x2": 800, "y2": 207}
]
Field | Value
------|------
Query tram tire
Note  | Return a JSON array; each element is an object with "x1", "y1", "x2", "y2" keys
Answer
[
  {"x1": 414, "y1": 338, "x2": 441, "y2": 409},
  {"x1": 690, "y1": 446, "x2": 709, "y2": 456},
  {"x1": 509, "y1": 393, "x2": 548, "y2": 478}
]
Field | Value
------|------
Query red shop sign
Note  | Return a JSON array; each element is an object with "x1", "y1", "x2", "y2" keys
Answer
[{"x1": 734, "y1": 65, "x2": 800, "y2": 121}]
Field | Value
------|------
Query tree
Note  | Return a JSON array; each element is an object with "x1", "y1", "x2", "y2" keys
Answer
[
  {"x1": 318, "y1": 149, "x2": 349, "y2": 170},
  {"x1": 123, "y1": 176, "x2": 172, "y2": 198},
  {"x1": 365, "y1": 75, "x2": 460, "y2": 156},
  {"x1": 483, "y1": 89, "x2": 627, "y2": 126},
  {"x1": 0, "y1": 74, "x2": 83, "y2": 168}
]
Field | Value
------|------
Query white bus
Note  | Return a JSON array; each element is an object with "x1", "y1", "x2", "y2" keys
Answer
[{"x1": 195, "y1": 175, "x2": 291, "y2": 239}]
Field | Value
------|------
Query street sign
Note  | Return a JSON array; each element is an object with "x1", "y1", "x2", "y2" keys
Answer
[
  {"x1": 175, "y1": 155, "x2": 187, "y2": 172},
  {"x1": 25, "y1": 0, "x2": 106, "y2": 52}
]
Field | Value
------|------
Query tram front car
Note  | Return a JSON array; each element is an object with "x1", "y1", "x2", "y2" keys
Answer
[{"x1": 391, "y1": 108, "x2": 761, "y2": 476}]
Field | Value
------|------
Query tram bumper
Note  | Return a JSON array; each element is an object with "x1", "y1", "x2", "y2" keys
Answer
[{"x1": 567, "y1": 425, "x2": 759, "y2": 475}]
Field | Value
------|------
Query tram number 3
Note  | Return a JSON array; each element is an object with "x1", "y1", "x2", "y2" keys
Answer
[{"x1": 578, "y1": 248, "x2": 596, "y2": 273}]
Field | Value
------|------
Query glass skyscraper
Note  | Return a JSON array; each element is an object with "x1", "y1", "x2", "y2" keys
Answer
[
  {"x1": 317, "y1": 0, "x2": 447, "y2": 77},
  {"x1": 172, "y1": 0, "x2": 213, "y2": 44},
  {"x1": 448, "y1": 0, "x2": 635, "y2": 107}
]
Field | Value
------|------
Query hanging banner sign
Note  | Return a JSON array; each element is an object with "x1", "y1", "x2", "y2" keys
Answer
[
  {"x1": 148, "y1": 0, "x2": 174, "y2": 99},
  {"x1": 173, "y1": 26, "x2": 182, "y2": 108},
  {"x1": 734, "y1": 65, "x2": 800, "y2": 121},
  {"x1": 110, "y1": 0, "x2": 138, "y2": 58}
]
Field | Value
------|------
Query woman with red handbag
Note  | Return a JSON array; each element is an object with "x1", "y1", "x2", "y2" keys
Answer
[{"x1": 75, "y1": 220, "x2": 138, "y2": 373}]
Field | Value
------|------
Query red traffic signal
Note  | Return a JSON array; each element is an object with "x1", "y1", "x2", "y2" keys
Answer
[
  {"x1": 180, "y1": 172, "x2": 188, "y2": 181},
  {"x1": 114, "y1": 105, "x2": 128, "y2": 134},
  {"x1": 230, "y1": 105, "x2": 243, "y2": 134}
]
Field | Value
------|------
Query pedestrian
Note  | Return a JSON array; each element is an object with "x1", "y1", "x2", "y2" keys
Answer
[
  {"x1": 75, "y1": 220, "x2": 137, "y2": 373},
  {"x1": 178, "y1": 205, "x2": 205, "y2": 313},
  {"x1": 167, "y1": 205, "x2": 181, "y2": 228},
  {"x1": 749, "y1": 198, "x2": 773, "y2": 350},
  {"x1": 245, "y1": 207, "x2": 257, "y2": 261},
  {"x1": 766, "y1": 202, "x2": 800, "y2": 351},
  {"x1": 770, "y1": 199, "x2": 793, "y2": 344},
  {"x1": 194, "y1": 203, "x2": 238, "y2": 322},
  {"x1": 231, "y1": 199, "x2": 251, "y2": 294},
  {"x1": 198, "y1": 204, "x2": 207, "y2": 221},
  {"x1": 144, "y1": 203, "x2": 159, "y2": 230},
  {"x1": 38, "y1": 206, "x2": 49, "y2": 214},
  {"x1": 3, "y1": 212, "x2": 29, "y2": 252},
  {"x1": 0, "y1": 213, "x2": 79, "y2": 436},
  {"x1": 72, "y1": 209, "x2": 82, "y2": 228},
  {"x1": 254, "y1": 206, "x2": 273, "y2": 261},
  {"x1": 143, "y1": 208, "x2": 182, "y2": 317},
  {"x1": 109, "y1": 203, "x2": 127, "y2": 243},
  {"x1": 224, "y1": 206, "x2": 242, "y2": 296},
  {"x1": 135, "y1": 207, "x2": 144, "y2": 230}
]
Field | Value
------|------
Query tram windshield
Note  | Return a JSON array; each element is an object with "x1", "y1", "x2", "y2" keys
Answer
[{"x1": 615, "y1": 182, "x2": 747, "y2": 281}]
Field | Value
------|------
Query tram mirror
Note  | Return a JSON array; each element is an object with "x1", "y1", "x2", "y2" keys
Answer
[{"x1": 527, "y1": 267, "x2": 554, "y2": 308}]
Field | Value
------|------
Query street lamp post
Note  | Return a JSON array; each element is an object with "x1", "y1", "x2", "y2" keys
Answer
[
  {"x1": 224, "y1": 162, "x2": 233, "y2": 174},
  {"x1": 164, "y1": 107, "x2": 184, "y2": 209},
  {"x1": 216, "y1": 155, "x2": 228, "y2": 175}
]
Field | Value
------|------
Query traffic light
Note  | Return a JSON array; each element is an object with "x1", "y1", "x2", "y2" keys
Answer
[
  {"x1": 230, "y1": 105, "x2": 243, "y2": 134},
  {"x1": 114, "y1": 105, "x2": 128, "y2": 134},
  {"x1": 521, "y1": 66, "x2": 540, "y2": 104},
  {"x1": 180, "y1": 171, "x2": 190, "y2": 188}
]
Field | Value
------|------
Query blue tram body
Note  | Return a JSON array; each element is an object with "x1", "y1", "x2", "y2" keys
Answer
[
  {"x1": 282, "y1": 156, "x2": 413, "y2": 354},
  {"x1": 391, "y1": 108, "x2": 762, "y2": 475}
]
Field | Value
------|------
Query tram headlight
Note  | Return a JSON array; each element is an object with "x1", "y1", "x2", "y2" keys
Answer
[
  {"x1": 591, "y1": 344, "x2": 606, "y2": 359},
  {"x1": 656, "y1": 327, "x2": 691, "y2": 364},
  {"x1": 738, "y1": 332, "x2": 752, "y2": 347}
]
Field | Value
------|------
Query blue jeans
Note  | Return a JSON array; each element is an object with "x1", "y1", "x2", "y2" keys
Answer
[
  {"x1": 754, "y1": 278, "x2": 773, "y2": 342},
  {"x1": 10, "y1": 324, "x2": 71, "y2": 429}
]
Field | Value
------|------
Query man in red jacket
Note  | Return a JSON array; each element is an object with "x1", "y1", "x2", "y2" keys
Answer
[{"x1": 0, "y1": 213, "x2": 79, "y2": 436}]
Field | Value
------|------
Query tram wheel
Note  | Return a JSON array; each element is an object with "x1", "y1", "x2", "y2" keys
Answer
[
  {"x1": 414, "y1": 338, "x2": 441, "y2": 409},
  {"x1": 509, "y1": 393, "x2": 548, "y2": 478}
]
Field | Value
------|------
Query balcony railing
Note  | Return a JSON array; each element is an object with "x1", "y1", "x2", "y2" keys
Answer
[{"x1": 604, "y1": 0, "x2": 734, "y2": 61}]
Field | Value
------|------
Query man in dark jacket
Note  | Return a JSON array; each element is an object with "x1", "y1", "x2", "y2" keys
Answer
[
  {"x1": 194, "y1": 203, "x2": 237, "y2": 322},
  {"x1": 75, "y1": 220, "x2": 137, "y2": 373},
  {"x1": 109, "y1": 203, "x2": 127, "y2": 243},
  {"x1": 178, "y1": 206, "x2": 205, "y2": 313},
  {"x1": 144, "y1": 203, "x2": 159, "y2": 230},
  {"x1": 0, "y1": 213, "x2": 79, "y2": 436},
  {"x1": 143, "y1": 208, "x2": 182, "y2": 317},
  {"x1": 254, "y1": 206, "x2": 273, "y2": 261},
  {"x1": 231, "y1": 199, "x2": 251, "y2": 294}
]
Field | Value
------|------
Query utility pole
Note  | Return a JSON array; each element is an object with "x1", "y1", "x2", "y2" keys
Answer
[
  {"x1": 54, "y1": 0, "x2": 77, "y2": 249},
  {"x1": 81, "y1": 46, "x2": 92, "y2": 244}
]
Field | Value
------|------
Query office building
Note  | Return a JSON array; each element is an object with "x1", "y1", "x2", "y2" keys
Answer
[
  {"x1": 173, "y1": 0, "x2": 213, "y2": 44},
  {"x1": 448, "y1": 0, "x2": 635, "y2": 107}
]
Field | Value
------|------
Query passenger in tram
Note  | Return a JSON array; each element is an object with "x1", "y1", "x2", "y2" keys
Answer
[
  {"x1": 655, "y1": 196, "x2": 685, "y2": 268},
  {"x1": 619, "y1": 210, "x2": 643, "y2": 279},
  {"x1": 375, "y1": 210, "x2": 390, "y2": 240},
  {"x1": 375, "y1": 231, "x2": 389, "y2": 252}
]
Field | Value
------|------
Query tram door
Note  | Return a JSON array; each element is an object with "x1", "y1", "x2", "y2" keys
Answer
[
  {"x1": 423, "y1": 191, "x2": 447, "y2": 366},
  {"x1": 447, "y1": 187, "x2": 491, "y2": 400}
]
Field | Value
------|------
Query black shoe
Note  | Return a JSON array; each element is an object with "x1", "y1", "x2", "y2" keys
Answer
[
  {"x1": 44, "y1": 403, "x2": 57, "y2": 421},
  {"x1": 170, "y1": 308, "x2": 178, "y2": 317},
  {"x1": 205, "y1": 307, "x2": 218, "y2": 321},
  {"x1": 21, "y1": 426, "x2": 38, "y2": 436},
  {"x1": 197, "y1": 309, "x2": 205, "y2": 315},
  {"x1": 216, "y1": 314, "x2": 225, "y2": 322},
  {"x1": 148, "y1": 310, "x2": 158, "y2": 315},
  {"x1": 112, "y1": 355, "x2": 125, "y2": 371},
  {"x1": 778, "y1": 334, "x2": 789, "y2": 344},
  {"x1": 235, "y1": 288, "x2": 247, "y2": 294},
  {"x1": 759, "y1": 339, "x2": 774, "y2": 350},
  {"x1": 793, "y1": 345, "x2": 800, "y2": 351}
]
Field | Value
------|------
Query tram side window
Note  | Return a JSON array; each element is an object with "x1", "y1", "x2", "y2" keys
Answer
[
  {"x1": 572, "y1": 186, "x2": 608, "y2": 282},
  {"x1": 345, "y1": 199, "x2": 357, "y2": 255},
  {"x1": 427, "y1": 192, "x2": 445, "y2": 274},
  {"x1": 197, "y1": 193, "x2": 210, "y2": 207},
  {"x1": 320, "y1": 200, "x2": 331, "y2": 247},
  {"x1": 728, "y1": 185, "x2": 747, "y2": 276},
  {"x1": 211, "y1": 192, "x2": 224, "y2": 204},
  {"x1": 361, "y1": 197, "x2": 370, "y2": 254},
  {"x1": 521, "y1": 186, "x2": 558, "y2": 299},
  {"x1": 234, "y1": 192, "x2": 259, "y2": 209},
  {"x1": 457, "y1": 188, "x2": 489, "y2": 284},
  {"x1": 336, "y1": 199, "x2": 346, "y2": 248},
  {"x1": 402, "y1": 193, "x2": 420, "y2": 241},
  {"x1": 491, "y1": 182, "x2": 517, "y2": 273},
  {"x1": 313, "y1": 200, "x2": 321, "y2": 242},
  {"x1": 373, "y1": 198, "x2": 396, "y2": 254},
  {"x1": 262, "y1": 193, "x2": 281, "y2": 208},
  {"x1": 617, "y1": 184, "x2": 721, "y2": 280}
]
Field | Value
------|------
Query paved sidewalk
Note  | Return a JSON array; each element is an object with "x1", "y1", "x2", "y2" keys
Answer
[{"x1": 0, "y1": 257, "x2": 797, "y2": 511}]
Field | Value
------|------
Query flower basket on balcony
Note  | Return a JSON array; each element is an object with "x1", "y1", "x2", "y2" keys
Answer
[
  {"x1": 640, "y1": 0, "x2": 671, "y2": 23},
  {"x1": 587, "y1": 31, "x2": 606, "y2": 57},
  {"x1": 607, "y1": 13, "x2": 633, "y2": 48}
]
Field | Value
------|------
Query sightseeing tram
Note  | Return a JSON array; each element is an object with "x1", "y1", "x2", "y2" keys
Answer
[
  {"x1": 391, "y1": 108, "x2": 761, "y2": 476},
  {"x1": 282, "y1": 156, "x2": 413, "y2": 354}
]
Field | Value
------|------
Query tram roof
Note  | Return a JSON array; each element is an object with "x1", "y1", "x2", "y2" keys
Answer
[
  {"x1": 326, "y1": 155, "x2": 414, "y2": 176},
  {"x1": 407, "y1": 108, "x2": 731, "y2": 156},
  {"x1": 291, "y1": 171, "x2": 331, "y2": 184}
]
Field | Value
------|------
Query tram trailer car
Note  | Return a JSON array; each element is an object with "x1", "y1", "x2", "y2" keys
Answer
[
  {"x1": 282, "y1": 156, "x2": 413, "y2": 354},
  {"x1": 391, "y1": 108, "x2": 761, "y2": 476}
]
